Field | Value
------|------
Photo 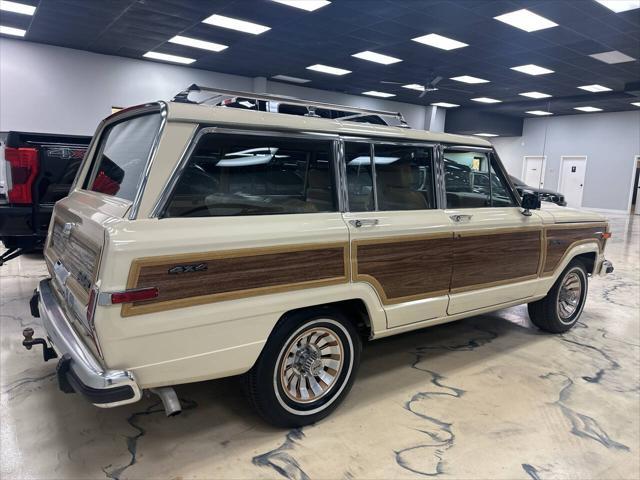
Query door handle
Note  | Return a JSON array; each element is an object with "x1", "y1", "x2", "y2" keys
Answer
[
  {"x1": 449, "y1": 214, "x2": 473, "y2": 223},
  {"x1": 349, "y1": 219, "x2": 379, "y2": 228}
]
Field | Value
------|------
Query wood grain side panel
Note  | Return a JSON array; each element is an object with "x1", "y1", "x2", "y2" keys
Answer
[
  {"x1": 543, "y1": 224, "x2": 606, "y2": 274},
  {"x1": 354, "y1": 234, "x2": 453, "y2": 304},
  {"x1": 451, "y1": 230, "x2": 541, "y2": 291},
  {"x1": 123, "y1": 243, "x2": 348, "y2": 316}
]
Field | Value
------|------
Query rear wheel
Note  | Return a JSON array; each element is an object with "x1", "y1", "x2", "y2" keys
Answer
[
  {"x1": 245, "y1": 308, "x2": 361, "y2": 427},
  {"x1": 528, "y1": 259, "x2": 588, "y2": 333}
]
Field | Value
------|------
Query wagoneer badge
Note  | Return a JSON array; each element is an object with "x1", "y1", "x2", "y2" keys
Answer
[{"x1": 168, "y1": 263, "x2": 208, "y2": 274}]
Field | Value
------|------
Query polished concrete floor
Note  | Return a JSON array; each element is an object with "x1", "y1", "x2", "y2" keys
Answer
[{"x1": 1, "y1": 213, "x2": 638, "y2": 480}]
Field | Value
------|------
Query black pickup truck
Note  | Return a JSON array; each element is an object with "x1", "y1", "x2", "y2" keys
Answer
[{"x1": 0, "y1": 131, "x2": 91, "y2": 265}]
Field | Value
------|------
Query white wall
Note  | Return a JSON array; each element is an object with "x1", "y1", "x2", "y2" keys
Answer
[
  {"x1": 492, "y1": 110, "x2": 640, "y2": 212},
  {"x1": 0, "y1": 38, "x2": 443, "y2": 136}
]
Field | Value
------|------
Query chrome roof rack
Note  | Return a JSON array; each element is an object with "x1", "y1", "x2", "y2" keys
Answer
[{"x1": 172, "y1": 83, "x2": 410, "y2": 128}]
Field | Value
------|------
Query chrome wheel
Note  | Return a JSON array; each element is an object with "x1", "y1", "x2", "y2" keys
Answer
[
  {"x1": 558, "y1": 271, "x2": 583, "y2": 321},
  {"x1": 279, "y1": 326, "x2": 344, "y2": 404}
]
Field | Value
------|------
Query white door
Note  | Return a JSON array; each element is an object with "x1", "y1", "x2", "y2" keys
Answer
[
  {"x1": 559, "y1": 156, "x2": 587, "y2": 207},
  {"x1": 522, "y1": 156, "x2": 545, "y2": 188}
]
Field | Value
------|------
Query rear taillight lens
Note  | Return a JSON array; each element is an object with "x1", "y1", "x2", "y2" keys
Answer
[
  {"x1": 110, "y1": 287, "x2": 159, "y2": 304},
  {"x1": 5, "y1": 147, "x2": 39, "y2": 204}
]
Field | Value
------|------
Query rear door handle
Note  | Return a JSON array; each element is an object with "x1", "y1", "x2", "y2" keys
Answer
[
  {"x1": 449, "y1": 214, "x2": 472, "y2": 223},
  {"x1": 349, "y1": 219, "x2": 379, "y2": 228}
]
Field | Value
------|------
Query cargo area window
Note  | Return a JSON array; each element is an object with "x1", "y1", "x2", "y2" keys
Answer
[
  {"x1": 164, "y1": 133, "x2": 336, "y2": 217},
  {"x1": 85, "y1": 113, "x2": 161, "y2": 201}
]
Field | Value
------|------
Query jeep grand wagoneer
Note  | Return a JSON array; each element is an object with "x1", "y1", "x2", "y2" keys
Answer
[{"x1": 23, "y1": 85, "x2": 613, "y2": 427}]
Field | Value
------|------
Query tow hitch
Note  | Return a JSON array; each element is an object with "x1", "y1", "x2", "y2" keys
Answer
[{"x1": 22, "y1": 327, "x2": 58, "y2": 362}]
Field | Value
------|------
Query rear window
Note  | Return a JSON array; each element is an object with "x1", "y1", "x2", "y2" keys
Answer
[
  {"x1": 164, "y1": 133, "x2": 335, "y2": 217},
  {"x1": 86, "y1": 113, "x2": 161, "y2": 201}
]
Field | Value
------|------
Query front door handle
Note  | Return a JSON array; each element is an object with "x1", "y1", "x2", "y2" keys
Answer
[
  {"x1": 449, "y1": 214, "x2": 473, "y2": 223},
  {"x1": 349, "y1": 219, "x2": 379, "y2": 228}
]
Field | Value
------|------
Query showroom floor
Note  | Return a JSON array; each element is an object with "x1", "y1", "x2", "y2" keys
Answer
[{"x1": 1, "y1": 213, "x2": 638, "y2": 480}]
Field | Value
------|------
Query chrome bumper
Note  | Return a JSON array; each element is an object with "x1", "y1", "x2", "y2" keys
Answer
[
  {"x1": 37, "y1": 279, "x2": 141, "y2": 407},
  {"x1": 598, "y1": 259, "x2": 614, "y2": 277}
]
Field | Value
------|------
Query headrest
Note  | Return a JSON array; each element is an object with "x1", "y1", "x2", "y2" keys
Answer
[{"x1": 377, "y1": 164, "x2": 413, "y2": 188}]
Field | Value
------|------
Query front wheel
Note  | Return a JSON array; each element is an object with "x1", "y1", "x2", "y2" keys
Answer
[
  {"x1": 245, "y1": 308, "x2": 361, "y2": 427},
  {"x1": 528, "y1": 259, "x2": 588, "y2": 333}
]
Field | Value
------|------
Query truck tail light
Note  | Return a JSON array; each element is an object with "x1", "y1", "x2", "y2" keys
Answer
[
  {"x1": 110, "y1": 287, "x2": 159, "y2": 304},
  {"x1": 601, "y1": 232, "x2": 612, "y2": 239},
  {"x1": 5, "y1": 147, "x2": 39, "y2": 204}
]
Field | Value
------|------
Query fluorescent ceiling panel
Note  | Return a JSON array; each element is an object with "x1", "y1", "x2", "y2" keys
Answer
[
  {"x1": 475, "y1": 133, "x2": 499, "y2": 137},
  {"x1": 143, "y1": 51, "x2": 195, "y2": 64},
  {"x1": 431, "y1": 102, "x2": 459, "y2": 108},
  {"x1": 412, "y1": 33, "x2": 468, "y2": 50},
  {"x1": 271, "y1": 0, "x2": 331, "y2": 11},
  {"x1": 519, "y1": 91, "x2": 552, "y2": 99},
  {"x1": 169, "y1": 35, "x2": 227, "y2": 52},
  {"x1": 0, "y1": 25, "x2": 26, "y2": 36},
  {"x1": 352, "y1": 50, "x2": 402, "y2": 65},
  {"x1": 402, "y1": 84, "x2": 426, "y2": 91},
  {"x1": 594, "y1": 0, "x2": 640, "y2": 13},
  {"x1": 511, "y1": 64, "x2": 554, "y2": 75},
  {"x1": 306, "y1": 64, "x2": 351, "y2": 75},
  {"x1": 450, "y1": 75, "x2": 489, "y2": 84},
  {"x1": 589, "y1": 50, "x2": 636, "y2": 64},
  {"x1": 632, "y1": 102, "x2": 640, "y2": 107},
  {"x1": 526, "y1": 110, "x2": 553, "y2": 115},
  {"x1": 0, "y1": 1, "x2": 35, "y2": 15},
  {"x1": 362, "y1": 91, "x2": 395, "y2": 98},
  {"x1": 494, "y1": 9, "x2": 558, "y2": 32},
  {"x1": 578, "y1": 84, "x2": 612, "y2": 92},
  {"x1": 203, "y1": 14, "x2": 271, "y2": 34},
  {"x1": 574, "y1": 106, "x2": 603, "y2": 112},
  {"x1": 271, "y1": 74, "x2": 310, "y2": 83},
  {"x1": 471, "y1": 97, "x2": 502, "y2": 103}
]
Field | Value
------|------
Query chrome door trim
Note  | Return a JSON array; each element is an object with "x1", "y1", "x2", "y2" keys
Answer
[
  {"x1": 370, "y1": 143, "x2": 379, "y2": 211},
  {"x1": 334, "y1": 139, "x2": 348, "y2": 212},
  {"x1": 434, "y1": 144, "x2": 447, "y2": 209}
]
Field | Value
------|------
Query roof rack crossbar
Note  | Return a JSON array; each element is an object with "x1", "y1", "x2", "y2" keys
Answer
[{"x1": 173, "y1": 84, "x2": 409, "y2": 127}]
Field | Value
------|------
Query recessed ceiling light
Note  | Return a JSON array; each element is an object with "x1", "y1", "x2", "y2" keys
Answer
[
  {"x1": 272, "y1": 74, "x2": 310, "y2": 83},
  {"x1": 520, "y1": 91, "x2": 552, "y2": 99},
  {"x1": 306, "y1": 64, "x2": 351, "y2": 75},
  {"x1": 511, "y1": 64, "x2": 554, "y2": 75},
  {"x1": 352, "y1": 50, "x2": 402, "y2": 65},
  {"x1": 402, "y1": 84, "x2": 426, "y2": 91},
  {"x1": 271, "y1": 0, "x2": 331, "y2": 11},
  {"x1": 574, "y1": 106, "x2": 603, "y2": 112},
  {"x1": 494, "y1": 9, "x2": 558, "y2": 32},
  {"x1": 202, "y1": 14, "x2": 271, "y2": 35},
  {"x1": 143, "y1": 51, "x2": 195, "y2": 64},
  {"x1": 589, "y1": 50, "x2": 636, "y2": 64},
  {"x1": 450, "y1": 75, "x2": 489, "y2": 84},
  {"x1": 0, "y1": 0, "x2": 35, "y2": 15},
  {"x1": 169, "y1": 35, "x2": 227, "y2": 52},
  {"x1": 632, "y1": 102, "x2": 640, "y2": 107},
  {"x1": 578, "y1": 84, "x2": 612, "y2": 92},
  {"x1": 472, "y1": 97, "x2": 502, "y2": 103},
  {"x1": 594, "y1": 0, "x2": 640, "y2": 13},
  {"x1": 475, "y1": 133, "x2": 499, "y2": 137},
  {"x1": 431, "y1": 102, "x2": 460, "y2": 108},
  {"x1": 0, "y1": 25, "x2": 26, "y2": 36},
  {"x1": 412, "y1": 33, "x2": 468, "y2": 50},
  {"x1": 526, "y1": 110, "x2": 553, "y2": 116},
  {"x1": 362, "y1": 91, "x2": 395, "y2": 98}
]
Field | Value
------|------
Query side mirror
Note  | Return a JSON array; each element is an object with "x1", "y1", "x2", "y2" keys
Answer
[{"x1": 521, "y1": 192, "x2": 541, "y2": 216}]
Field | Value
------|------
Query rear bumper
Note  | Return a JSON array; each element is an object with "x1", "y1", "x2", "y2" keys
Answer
[
  {"x1": 598, "y1": 259, "x2": 614, "y2": 277},
  {"x1": 36, "y1": 279, "x2": 141, "y2": 407}
]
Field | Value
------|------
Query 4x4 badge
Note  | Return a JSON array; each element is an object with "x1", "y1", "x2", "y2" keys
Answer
[{"x1": 168, "y1": 263, "x2": 208, "y2": 274}]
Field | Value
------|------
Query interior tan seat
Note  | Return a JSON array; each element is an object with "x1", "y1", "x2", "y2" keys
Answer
[
  {"x1": 377, "y1": 164, "x2": 428, "y2": 210},
  {"x1": 306, "y1": 169, "x2": 334, "y2": 211}
]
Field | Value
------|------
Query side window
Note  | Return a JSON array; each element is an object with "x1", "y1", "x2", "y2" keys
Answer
[
  {"x1": 345, "y1": 142, "x2": 375, "y2": 212},
  {"x1": 86, "y1": 113, "x2": 162, "y2": 201},
  {"x1": 489, "y1": 155, "x2": 517, "y2": 207},
  {"x1": 374, "y1": 144, "x2": 434, "y2": 210},
  {"x1": 444, "y1": 149, "x2": 491, "y2": 208},
  {"x1": 164, "y1": 133, "x2": 335, "y2": 217}
]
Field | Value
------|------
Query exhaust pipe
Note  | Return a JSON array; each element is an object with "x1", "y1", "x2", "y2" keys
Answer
[{"x1": 150, "y1": 387, "x2": 182, "y2": 417}]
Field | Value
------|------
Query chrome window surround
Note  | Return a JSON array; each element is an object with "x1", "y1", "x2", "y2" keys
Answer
[
  {"x1": 76, "y1": 102, "x2": 167, "y2": 220},
  {"x1": 150, "y1": 124, "x2": 512, "y2": 217}
]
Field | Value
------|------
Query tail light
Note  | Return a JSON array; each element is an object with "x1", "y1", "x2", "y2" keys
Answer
[
  {"x1": 109, "y1": 287, "x2": 159, "y2": 304},
  {"x1": 5, "y1": 147, "x2": 39, "y2": 204},
  {"x1": 601, "y1": 232, "x2": 612, "y2": 239}
]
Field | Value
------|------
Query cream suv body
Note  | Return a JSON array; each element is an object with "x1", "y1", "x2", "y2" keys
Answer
[{"x1": 24, "y1": 94, "x2": 613, "y2": 426}]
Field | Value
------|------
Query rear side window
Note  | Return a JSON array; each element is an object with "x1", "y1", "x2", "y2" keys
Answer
[
  {"x1": 164, "y1": 133, "x2": 335, "y2": 217},
  {"x1": 86, "y1": 113, "x2": 161, "y2": 201}
]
